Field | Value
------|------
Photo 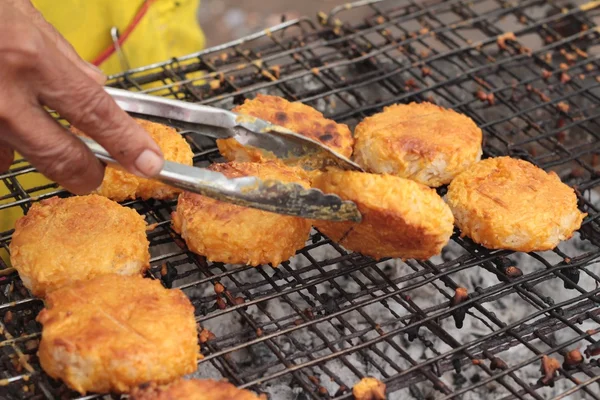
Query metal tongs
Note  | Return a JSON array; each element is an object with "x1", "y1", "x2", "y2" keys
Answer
[{"x1": 78, "y1": 88, "x2": 362, "y2": 222}]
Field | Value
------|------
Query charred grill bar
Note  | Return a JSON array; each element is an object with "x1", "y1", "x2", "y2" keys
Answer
[{"x1": 1, "y1": 0, "x2": 600, "y2": 399}]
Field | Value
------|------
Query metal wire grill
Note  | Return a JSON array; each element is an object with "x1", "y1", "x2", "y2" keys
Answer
[{"x1": 1, "y1": 0, "x2": 600, "y2": 399}]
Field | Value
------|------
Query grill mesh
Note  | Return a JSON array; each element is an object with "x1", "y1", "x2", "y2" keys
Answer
[{"x1": 1, "y1": 0, "x2": 600, "y2": 399}]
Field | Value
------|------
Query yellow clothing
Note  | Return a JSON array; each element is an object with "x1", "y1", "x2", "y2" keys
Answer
[
  {"x1": 32, "y1": 0, "x2": 205, "y2": 75},
  {"x1": 1, "y1": 0, "x2": 205, "y2": 263}
]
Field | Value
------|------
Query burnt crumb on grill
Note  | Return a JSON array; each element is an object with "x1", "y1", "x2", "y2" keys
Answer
[
  {"x1": 420, "y1": 49, "x2": 430, "y2": 58},
  {"x1": 563, "y1": 267, "x2": 580, "y2": 289},
  {"x1": 505, "y1": 266, "x2": 523, "y2": 278},
  {"x1": 545, "y1": 35, "x2": 555, "y2": 44},
  {"x1": 560, "y1": 72, "x2": 571, "y2": 83},
  {"x1": 199, "y1": 328, "x2": 216, "y2": 343},
  {"x1": 406, "y1": 316, "x2": 421, "y2": 342},
  {"x1": 451, "y1": 288, "x2": 468, "y2": 307},
  {"x1": 233, "y1": 297, "x2": 245, "y2": 306},
  {"x1": 556, "y1": 102, "x2": 570, "y2": 113},
  {"x1": 559, "y1": 63, "x2": 569, "y2": 71},
  {"x1": 560, "y1": 49, "x2": 577, "y2": 63},
  {"x1": 3, "y1": 310, "x2": 12, "y2": 323},
  {"x1": 538, "y1": 355, "x2": 561, "y2": 387},
  {"x1": 452, "y1": 372, "x2": 467, "y2": 387},
  {"x1": 421, "y1": 67, "x2": 431, "y2": 77},
  {"x1": 303, "y1": 308, "x2": 315, "y2": 320},
  {"x1": 308, "y1": 375, "x2": 320, "y2": 385},
  {"x1": 335, "y1": 385, "x2": 350, "y2": 396},
  {"x1": 497, "y1": 32, "x2": 516, "y2": 50},
  {"x1": 490, "y1": 357, "x2": 508, "y2": 371},
  {"x1": 563, "y1": 349, "x2": 583, "y2": 369},
  {"x1": 216, "y1": 297, "x2": 227, "y2": 310},
  {"x1": 526, "y1": 85, "x2": 551, "y2": 102},
  {"x1": 214, "y1": 282, "x2": 225, "y2": 294},
  {"x1": 451, "y1": 287, "x2": 469, "y2": 329},
  {"x1": 318, "y1": 386, "x2": 328, "y2": 396},
  {"x1": 542, "y1": 69, "x2": 552, "y2": 80},
  {"x1": 475, "y1": 89, "x2": 487, "y2": 102},
  {"x1": 255, "y1": 328, "x2": 263, "y2": 337},
  {"x1": 586, "y1": 63, "x2": 595, "y2": 71},
  {"x1": 471, "y1": 359, "x2": 483, "y2": 365},
  {"x1": 585, "y1": 341, "x2": 600, "y2": 358},
  {"x1": 404, "y1": 78, "x2": 419, "y2": 90}
]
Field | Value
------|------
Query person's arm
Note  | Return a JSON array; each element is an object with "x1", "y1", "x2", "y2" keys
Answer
[{"x1": 0, "y1": 0, "x2": 164, "y2": 194}]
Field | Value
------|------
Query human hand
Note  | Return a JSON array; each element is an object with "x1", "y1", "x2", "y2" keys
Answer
[{"x1": 0, "y1": 0, "x2": 164, "y2": 194}]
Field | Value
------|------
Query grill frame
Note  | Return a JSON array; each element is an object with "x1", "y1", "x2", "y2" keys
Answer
[{"x1": 1, "y1": 0, "x2": 600, "y2": 399}]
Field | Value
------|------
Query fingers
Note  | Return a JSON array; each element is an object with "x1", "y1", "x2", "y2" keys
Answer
[
  {"x1": 0, "y1": 143, "x2": 15, "y2": 173},
  {"x1": 34, "y1": 42, "x2": 165, "y2": 179},
  {"x1": 1, "y1": 106, "x2": 105, "y2": 195}
]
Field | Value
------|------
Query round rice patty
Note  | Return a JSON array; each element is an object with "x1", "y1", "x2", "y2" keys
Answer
[
  {"x1": 216, "y1": 94, "x2": 354, "y2": 162},
  {"x1": 130, "y1": 379, "x2": 266, "y2": 400},
  {"x1": 311, "y1": 169, "x2": 454, "y2": 260},
  {"x1": 446, "y1": 157, "x2": 585, "y2": 251},
  {"x1": 353, "y1": 102, "x2": 483, "y2": 187},
  {"x1": 71, "y1": 119, "x2": 193, "y2": 201},
  {"x1": 36, "y1": 275, "x2": 199, "y2": 394},
  {"x1": 172, "y1": 161, "x2": 312, "y2": 266},
  {"x1": 9, "y1": 195, "x2": 149, "y2": 297}
]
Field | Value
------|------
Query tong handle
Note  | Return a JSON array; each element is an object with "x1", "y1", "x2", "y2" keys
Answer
[
  {"x1": 105, "y1": 87, "x2": 238, "y2": 139},
  {"x1": 78, "y1": 136, "x2": 255, "y2": 194}
]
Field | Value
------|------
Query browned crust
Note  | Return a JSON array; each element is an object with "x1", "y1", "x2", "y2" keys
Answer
[
  {"x1": 70, "y1": 119, "x2": 193, "y2": 201},
  {"x1": 130, "y1": 379, "x2": 266, "y2": 400},
  {"x1": 311, "y1": 169, "x2": 454, "y2": 260},
  {"x1": 172, "y1": 161, "x2": 312, "y2": 266},
  {"x1": 446, "y1": 156, "x2": 586, "y2": 251},
  {"x1": 36, "y1": 275, "x2": 199, "y2": 394},
  {"x1": 217, "y1": 94, "x2": 354, "y2": 162},
  {"x1": 9, "y1": 195, "x2": 149, "y2": 297},
  {"x1": 353, "y1": 102, "x2": 482, "y2": 187}
]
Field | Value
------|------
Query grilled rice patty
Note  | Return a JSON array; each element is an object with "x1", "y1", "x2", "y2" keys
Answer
[
  {"x1": 446, "y1": 157, "x2": 585, "y2": 252},
  {"x1": 71, "y1": 118, "x2": 193, "y2": 201},
  {"x1": 216, "y1": 94, "x2": 354, "y2": 163},
  {"x1": 9, "y1": 195, "x2": 149, "y2": 297},
  {"x1": 353, "y1": 102, "x2": 483, "y2": 187},
  {"x1": 172, "y1": 161, "x2": 312, "y2": 266},
  {"x1": 311, "y1": 169, "x2": 454, "y2": 260},
  {"x1": 36, "y1": 275, "x2": 199, "y2": 394},
  {"x1": 130, "y1": 379, "x2": 266, "y2": 400}
]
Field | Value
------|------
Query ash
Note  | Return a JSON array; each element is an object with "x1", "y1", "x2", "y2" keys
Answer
[
  {"x1": 183, "y1": 197, "x2": 600, "y2": 399},
  {"x1": 183, "y1": 71, "x2": 600, "y2": 399}
]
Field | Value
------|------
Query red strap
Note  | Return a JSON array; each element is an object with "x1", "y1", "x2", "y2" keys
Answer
[{"x1": 90, "y1": 0, "x2": 156, "y2": 67}]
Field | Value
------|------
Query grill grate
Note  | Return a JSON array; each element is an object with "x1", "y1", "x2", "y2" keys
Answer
[{"x1": 1, "y1": 0, "x2": 600, "y2": 399}]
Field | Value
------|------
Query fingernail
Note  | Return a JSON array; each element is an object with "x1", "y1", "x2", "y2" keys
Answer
[{"x1": 134, "y1": 150, "x2": 164, "y2": 177}]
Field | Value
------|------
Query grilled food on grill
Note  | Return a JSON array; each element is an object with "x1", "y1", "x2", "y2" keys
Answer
[
  {"x1": 71, "y1": 118, "x2": 194, "y2": 201},
  {"x1": 130, "y1": 379, "x2": 266, "y2": 400},
  {"x1": 353, "y1": 102, "x2": 483, "y2": 187},
  {"x1": 446, "y1": 156, "x2": 586, "y2": 252},
  {"x1": 216, "y1": 94, "x2": 354, "y2": 163},
  {"x1": 9, "y1": 195, "x2": 149, "y2": 297},
  {"x1": 172, "y1": 161, "x2": 312, "y2": 266},
  {"x1": 36, "y1": 275, "x2": 199, "y2": 394},
  {"x1": 311, "y1": 169, "x2": 454, "y2": 260},
  {"x1": 352, "y1": 377, "x2": 386, "y2": 400}
]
